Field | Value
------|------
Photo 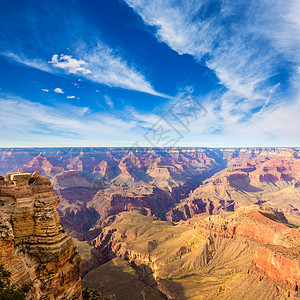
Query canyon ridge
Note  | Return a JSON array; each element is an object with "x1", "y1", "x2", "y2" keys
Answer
[{"x1": 0, "y1": 147, "x2": 299, "y2": 299}]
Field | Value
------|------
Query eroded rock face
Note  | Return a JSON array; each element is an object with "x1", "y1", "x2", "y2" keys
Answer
[
  {"x1": 194, "y1": 206, "x2": 300, "y2": 295},
  {"x1": 251, "y1": 246, "x2": 300, "y2": 292},
  {"x1": 0, "y1": 172, "x2": 82, "y2": 299},
  {"x1": 166, "y1": 154, "x2": 300, "y2": 222},
  {"x1": 90, "y1": 207, "x2": 299, "y2": 299},
  {"x1": 1, "y1": 147, "x2": 300, "y2": 239}
]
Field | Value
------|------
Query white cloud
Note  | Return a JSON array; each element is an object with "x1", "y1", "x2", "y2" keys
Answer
[
  {"x1": 49, "y1": 54, "x2": 92, "y2": 75},
  {"x1": 104, "y1": 95, "x2": 114, "y2": 109},
  {"x1": 0, "y1": 95, "x2": 139, "y2": 147},
  {"x1": 1, "y1": 48, "x2": 168, "y2": 97},
  {"x1": 129, "y1": 109, "x2": 161, "y2": 127},
  {"x1": 0, "y1": 91, "x2": 299, "y2": 147},
  {"x1": 41, "y1": 89, "x2": 49, "y2": 92},
  {"x1": 54, "y1": 88, "x2": 64, "y2": 94},
  {"x1": 123, "y1": 0, "x2": 300, "y2": 143},
  {"x1": 122, "y1": 2, "x2": 265, "y2": 123},
  {"x1": 75, "y1": 42, "x2": 169, "y2": 97},
  {"x1": 67, "y1": 95, "x2": 75, "y2": 99},
  {"x1": 0, "y1": 52, "x2": 51, "y2": 72},
  {"x1": 123, "y1": 1, "x2": 277, "y2": 100}
]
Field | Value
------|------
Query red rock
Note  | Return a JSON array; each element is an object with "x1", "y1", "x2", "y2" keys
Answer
[{"x1": 251, "y1": 246, "x2": 300, "y2": 292}]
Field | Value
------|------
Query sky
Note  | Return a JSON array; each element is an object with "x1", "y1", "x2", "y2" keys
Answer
[{"x1": 0, "y1": 0, "x2": 299, "y2": 147}]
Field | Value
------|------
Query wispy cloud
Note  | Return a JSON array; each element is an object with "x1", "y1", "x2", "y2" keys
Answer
[
  {"x1": 0, "y1": 52, "x2": 51, "y2": 72},
  {"x1": 123, "y1": 0, "x2": 300, "y2": 143},
  {"x1": 0, "y1": 90, "x2": 298, "y2": 147},
  {"x1": 41, "y1": 89, "x2": 49, "y2": 92},
  {"x1": 104, "y1": 95, "x2": 114, "y2": 109},
  {"x1": 0, "y1": 46, "x2": 168, "y2": 97},
  {"x1": 123, "y1": 1, "x2": 280, "y2": 99},
  {"x1": 75, "y1": 42, "x2": 169, "y2": 97},
  {"x1": 54, "y1": 88, "x2": 64, "y2": 94},
  {"x1": 0, "y1": 0, "x2": 170, "y2": 98},
  {"x1": 67, "y1": 95, "x2": 75, "y2": 99},
  {"x1": 0, "y1": 95, "x2": 139, "y2": 147}
]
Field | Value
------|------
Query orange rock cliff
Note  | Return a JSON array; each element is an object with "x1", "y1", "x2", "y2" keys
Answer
[{"x1": 0, "y1": 172, "x2": 82, "y2": 299}]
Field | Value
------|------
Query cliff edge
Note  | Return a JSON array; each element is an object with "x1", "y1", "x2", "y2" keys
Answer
[{"x1": 0, "y1": 172, "x2": 82, "y2": 299}]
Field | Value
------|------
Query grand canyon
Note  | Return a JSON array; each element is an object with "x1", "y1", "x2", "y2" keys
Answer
[
  {"x1": 2, "y1": 0, "x2": 300, "y2": 298},
  {"x1": 0, "y1": 147, "x2": 299, "y2": 299}
]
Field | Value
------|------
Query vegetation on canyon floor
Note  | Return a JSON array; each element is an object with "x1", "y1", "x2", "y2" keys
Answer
[{"x1": 0, "y1": 265, "x2": 29, "y2": 300}]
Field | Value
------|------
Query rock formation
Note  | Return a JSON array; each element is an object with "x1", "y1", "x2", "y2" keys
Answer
[
  {"x1": 166, "y1": 153, "x2": 300, "y2": 222},
  {"x1": 0, "y1": 172, "x2": 82, "y2": 299},
  {"x1": 86, "y1": 206, "x2": 299, "y2": 299},
  {"x1": 1, "y1": 148, "x2": 300, "y2": 299},
  {"x1": 1, "y1": 147, "x2": 300, "y2": 239}
]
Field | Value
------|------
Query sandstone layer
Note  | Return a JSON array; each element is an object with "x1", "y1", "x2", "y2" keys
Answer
[
  {"x1": 0, "y1": 172, "x2": 82, "y2": 299},
  {"x1": 166, "y1": 152, "x2": 300, "y2": 221},
  {"x1": 87, "y1": 207, "x2": 300, "y2": 299}
]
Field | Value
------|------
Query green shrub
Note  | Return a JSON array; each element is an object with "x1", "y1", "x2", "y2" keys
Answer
[
  {"x1": 0, "y1": 264, "x2": 28, "y2": 300},
  {"x1": 82, "y1": 287, "x2": 116, "y2": 300}
]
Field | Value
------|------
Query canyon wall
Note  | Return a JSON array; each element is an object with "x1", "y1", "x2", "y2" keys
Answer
[
  {"x1": 0, "y1": 172, "x2": 82, "y2": 299},
  {"x1": 1, "y1": 148, "x2": 299, "y2": 299},
  {"x1": 89, "y1": 207, "x2": 300, "y2": 299},
  {"x1": 1, "y1": 147, "x2": 299, "y2": 239}
]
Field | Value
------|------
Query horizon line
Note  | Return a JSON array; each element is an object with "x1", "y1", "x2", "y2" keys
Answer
[{"x1": 0, "y1": 146, "x2": 299, "y2": 150}]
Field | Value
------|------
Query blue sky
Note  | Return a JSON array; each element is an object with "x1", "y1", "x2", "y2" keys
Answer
[{"x1": 0, "y1": 0, "x2": 299, "y2": 147}]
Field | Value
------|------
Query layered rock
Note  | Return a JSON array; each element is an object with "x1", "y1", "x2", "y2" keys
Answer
[
  {"x1": 88, "y1": 207, "x2": 299, "y2": 299},
  {"x1": 46, "y1": 148, "x2": 222, "y2": 237},
  {"x1": 194, "y1": 206, "x2": 300, "y2": 295},
  {"x1": 0, "y1": 172, "x2": 82, "y2": 299},
  {"x1": 166, "y1": 154, "x2": 300, "y2": 222},
  {"x1": 1, "y1": 147, "x2": 300, "y2": 238},
  {"x1": 17, "y1": 153, "x2": 63, "y2": 177}
]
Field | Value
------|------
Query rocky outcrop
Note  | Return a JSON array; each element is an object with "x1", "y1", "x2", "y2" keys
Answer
[
  {"x1": 89, "y1": 207, "x2": 299, "y2": 299},
  {"x1": 0, "y1": 172, "x2": 82, "y2": 299},
  {"x1": 165, "y1": 198, "x2": 214, "y2": 222},
  {"x1": 251, "y1": 246, "x2": 300, "y2": 293},
  {"x1": 89, "y1": 187, "x2": 174, "y2": 222},
  {"x1": 193, "y1": 206, "x2": 300, "y2": 297},
  {"x1": 166, "y1": 153, "x2": 300, "y2": 222},
  {"x1": 17, "y1": 153, "x2": 63, "y2": 177}
]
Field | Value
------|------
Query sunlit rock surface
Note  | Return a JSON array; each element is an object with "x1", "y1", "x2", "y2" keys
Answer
[{"x1": 0, "y1": 172, "x2": 82, "y2": 299}]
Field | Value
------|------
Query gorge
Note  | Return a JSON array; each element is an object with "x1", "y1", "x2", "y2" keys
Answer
[{"x1": 0, "y1": 147, "x2": 299, "y2": 299}]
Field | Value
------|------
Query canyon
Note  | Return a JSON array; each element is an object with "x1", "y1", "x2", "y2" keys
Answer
[
  {"x1": 86, "y1": 206, "x2": 299, "y2": 299},
  {"x1": 0, "y1": 147, "x2": 299, "y2": 299},
  {"x1": 1, "y1": 147, "x2": 299, "y2": 235}
]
